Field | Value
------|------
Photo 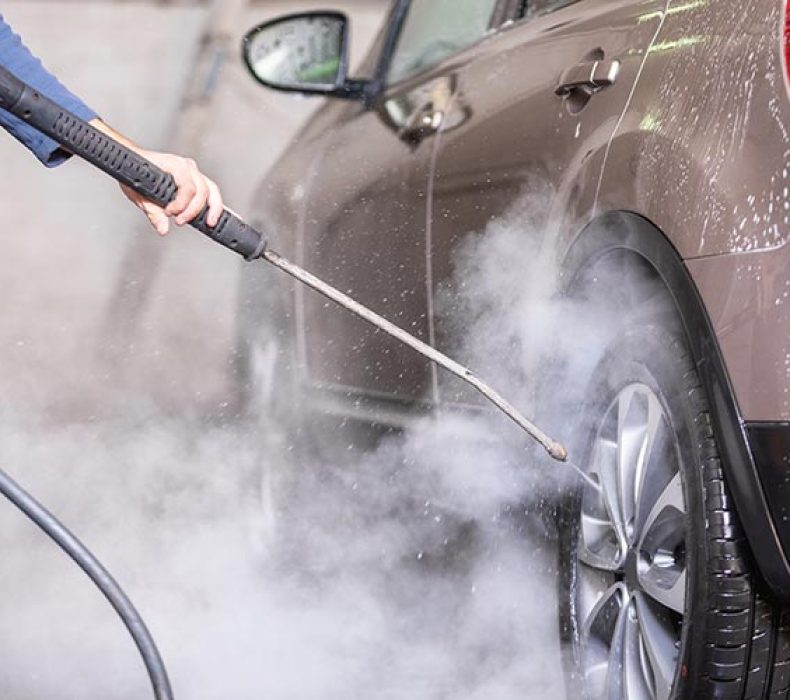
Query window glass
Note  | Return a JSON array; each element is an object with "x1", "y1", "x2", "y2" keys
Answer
[
  {"x1": 388, "y1": 0, "x2": 500, "y2": 84},
  {"x1": 522, "y1": 0, "x2": 577, "y2": 19}
]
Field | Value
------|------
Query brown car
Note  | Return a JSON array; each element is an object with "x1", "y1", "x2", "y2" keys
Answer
[{"x1": 236, "y1": 1, "x2": 790, "y2": 698}]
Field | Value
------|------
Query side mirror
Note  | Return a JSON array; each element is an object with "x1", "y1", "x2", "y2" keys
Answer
[{"x1": 242, "y1": 12, "x2": 364, "y2": 99}]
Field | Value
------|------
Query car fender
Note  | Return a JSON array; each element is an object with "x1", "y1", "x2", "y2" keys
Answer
[
  {"x1": 595, "y1": 127, "x2": 748, "y2": 259},
  {"x1": 561, "y1": 210, "x2": 790, "y2": 600}
]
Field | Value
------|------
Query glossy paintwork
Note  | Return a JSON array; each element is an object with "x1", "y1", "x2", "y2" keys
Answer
[
  {"x1": 298, "y1": 88, "x2": 435, "y2": 400},
  {"x1": 250, "y1": 0, "x2": 790, "y2": 424},
  {"x1": 596, "y1": 0, "x2": 790, "y2": 420},
  {"x1": 427, "y1": 0, "x2": 668, "y2": 403},
  {"x1": 687, "y1": 245, "x2": 790, "y2": 422},
  {"x1": 598, "y1": 0, "x2": 790, "y2": 257}
]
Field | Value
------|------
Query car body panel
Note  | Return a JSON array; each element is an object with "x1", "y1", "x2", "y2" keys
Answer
[
  {"x1": 596, "y1": 0, "x2": 790, "y2": 259},
  {"x1": 686, "y1": 244, "x2": 790, "y2": 422},
  {"x1": 427, "y1": 0, "x2": 670, "y2": 403},
  {"x1": 297, "y1": 95, "x2": 435, "y2": 400},
  {"x1": 281, "y1": 1, "x2": 509, "y2": 402},
  {"x1": 243, "y1": 0, "x2": 790, "y2": 596},
  {"x1": 594, "y1": 0, "x2": 790, "y2": 423}
]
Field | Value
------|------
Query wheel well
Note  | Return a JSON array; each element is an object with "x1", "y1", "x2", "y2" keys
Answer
[{"x1": 561, "y1": 211, "x2": 790, "y2": 601}]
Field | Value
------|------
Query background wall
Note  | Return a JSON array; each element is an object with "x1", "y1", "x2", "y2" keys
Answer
[
  {"x1": 0, "y1": 0, "x2": 386, "y2": 415},
  {"x1": 0, "y1": 3, "x2": 390, "y2": 694}
]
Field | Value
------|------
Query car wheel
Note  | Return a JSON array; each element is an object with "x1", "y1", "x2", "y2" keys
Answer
[{"x1": 558, "y1": 321, "x2": 790, "y2": 700}]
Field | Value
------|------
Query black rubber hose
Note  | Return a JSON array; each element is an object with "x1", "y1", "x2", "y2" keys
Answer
[{"x1": 0, "y1": 466, "x2": 173, "y2": 700}]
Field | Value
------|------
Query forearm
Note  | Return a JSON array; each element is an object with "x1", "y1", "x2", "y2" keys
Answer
[{"x1": 89, "y1": 118, "x2": 141, "y2": 154}]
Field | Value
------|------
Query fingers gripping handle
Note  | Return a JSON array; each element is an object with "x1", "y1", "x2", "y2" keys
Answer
[{"x1": 0, "y1": 65, "x2": 266, "y2": 260}]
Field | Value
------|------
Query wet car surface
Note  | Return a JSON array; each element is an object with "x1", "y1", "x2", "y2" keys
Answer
[{"x1": 238, "y1": 2, "x2": 790, "y2": 698}]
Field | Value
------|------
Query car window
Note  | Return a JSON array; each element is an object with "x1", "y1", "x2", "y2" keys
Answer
[
  {"x1": 387, "y1": 0, "x2": 500, "y2": 85},
  {"x1": 521, "y1": 0, "x2": 577, "y2": 19}
]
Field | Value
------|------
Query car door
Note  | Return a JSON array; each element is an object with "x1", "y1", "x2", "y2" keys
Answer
[
  {"x1": 298, "y1": 0, "x2": 505, "y2": 410},
  {"x1": 427, "y1": 0, "x2": 670, "y2": 403}
]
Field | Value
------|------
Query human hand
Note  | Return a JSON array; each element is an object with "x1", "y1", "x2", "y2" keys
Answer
[
  {"x1": 87, "y1": 120, "x2": 225, "y2": 236},
  {"x1": 120, "y1": 150, "x2": 224, "y2": 236}
]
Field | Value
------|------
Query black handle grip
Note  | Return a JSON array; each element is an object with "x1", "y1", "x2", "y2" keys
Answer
[
  {"x1": 0, "y1": 63, "x2": 24, "y2": 112},
  {"x1": 0, "y1": 65, "x2": 266, "y2": 260}
]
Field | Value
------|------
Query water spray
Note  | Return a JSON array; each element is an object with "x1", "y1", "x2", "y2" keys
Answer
[{"x1": 0, "y1": 65, "x2": 571, "y2": 699}]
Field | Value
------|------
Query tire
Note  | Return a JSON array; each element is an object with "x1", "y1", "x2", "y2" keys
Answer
[{"x1": 557, "y1": 318, "x2": 790, "y2": 700}]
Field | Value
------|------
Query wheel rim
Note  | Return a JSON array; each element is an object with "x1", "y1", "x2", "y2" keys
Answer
[{"x1": 576, "y1": 384, "x2": 686, "y2": 700}]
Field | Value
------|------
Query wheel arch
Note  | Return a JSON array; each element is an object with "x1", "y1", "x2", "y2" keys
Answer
[{"x1": 561, "y1": 210, "x2": 790, "y2": 601}]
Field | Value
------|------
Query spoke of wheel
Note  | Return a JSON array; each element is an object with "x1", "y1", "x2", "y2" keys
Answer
[
  {"x1": 579, "y1": 462, "x2": 623, "y2": 571},
  {"x1": 577, "y1": 561, "x2": 616, "y2": 631},
  {"x1": 616, "y1": 387, "x2": 645, "y2": 542},
  {"x1": 642, "y1": 567, "x2": 686, "y2": 617},
  {"x1": 603, "y1": 588, "x2": 630, "y2": 700},
  {"x1": 638, "y1": 471, "x2": 686, "y2": 557},
  {"x1": 631, "y1": 391, "x2": 664, "y2": 539},
  {"x1": 638, "y1": 472, "x2": 687, "y2": 615},
  {"x1": 634, "y1": 593, "x2": 678, "y2": 700},
  {"x1": 616, "y1": 388, "x2": 663, "y2": 542},
  {"x1": 633, "y1": 419, "x2": 674, "y2": 540},
  {"x1": 623, "y1": 598, "x2": 653, "y2": 700},
  {"x1": 594, "y1": 436, "x2": 628, "y2": 567},
  {"x1": 583, "y1": 583, "x2": 627, "y2": 699},
  {"x1": 580, "y1": 511, "x2": 622, "y2": 571}
]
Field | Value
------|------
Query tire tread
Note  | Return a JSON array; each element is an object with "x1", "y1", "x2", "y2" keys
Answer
[{"x1": 679, "y1": 330, "x2": 789, "y2": 700}]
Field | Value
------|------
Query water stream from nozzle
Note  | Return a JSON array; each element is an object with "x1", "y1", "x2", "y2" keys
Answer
[{"x1": 566, "y1": 461, "x2": 600, "y2": 492}]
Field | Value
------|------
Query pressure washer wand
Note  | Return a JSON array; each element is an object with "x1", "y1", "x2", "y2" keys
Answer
[{"x1": 0, "y1": 65, "x2": 567, "y2": 462}]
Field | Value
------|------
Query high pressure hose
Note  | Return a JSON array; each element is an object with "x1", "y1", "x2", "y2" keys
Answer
[
  {"x1": 0, "y1": 465, "x2": 173, "y2": 700},
  {"x1": 0, "y1": 64, "x2": 569, "y2": 699}
]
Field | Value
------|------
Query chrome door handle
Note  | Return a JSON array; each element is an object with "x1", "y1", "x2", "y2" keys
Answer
[
  {"x1": 556, "y1": 59, "x2": 620, "y2": 96},
  {"x1": 400, "y1": 103, "x2": 445, "y2": 146},
  {"x1": 408, "y1": 105, "x2": 445, "y2": 133}
]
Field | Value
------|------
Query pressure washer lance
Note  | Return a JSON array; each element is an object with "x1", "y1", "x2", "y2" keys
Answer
[
  {"x1": 0, "y1": 65, "x2": 570, "y2": 700},
  {"x1": 0, "y1": 67, "x2": 567, "y2": 463}
]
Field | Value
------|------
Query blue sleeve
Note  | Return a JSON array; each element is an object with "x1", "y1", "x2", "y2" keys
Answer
[{"x1": 0, "y1": 14, "x2": 98, "y2": 167}]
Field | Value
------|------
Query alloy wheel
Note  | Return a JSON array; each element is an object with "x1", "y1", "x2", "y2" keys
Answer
[{"x1": 575, "y1": 384, "x2": 687, "y2": 700}]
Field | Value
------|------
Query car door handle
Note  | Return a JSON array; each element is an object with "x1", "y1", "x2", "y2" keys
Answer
[
  {"x1": 555, "y1": 59, "x2": 620, "y2": 96},
  {"x1": 399, "y1": 103, "x2": 445, "y2": 146}
]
